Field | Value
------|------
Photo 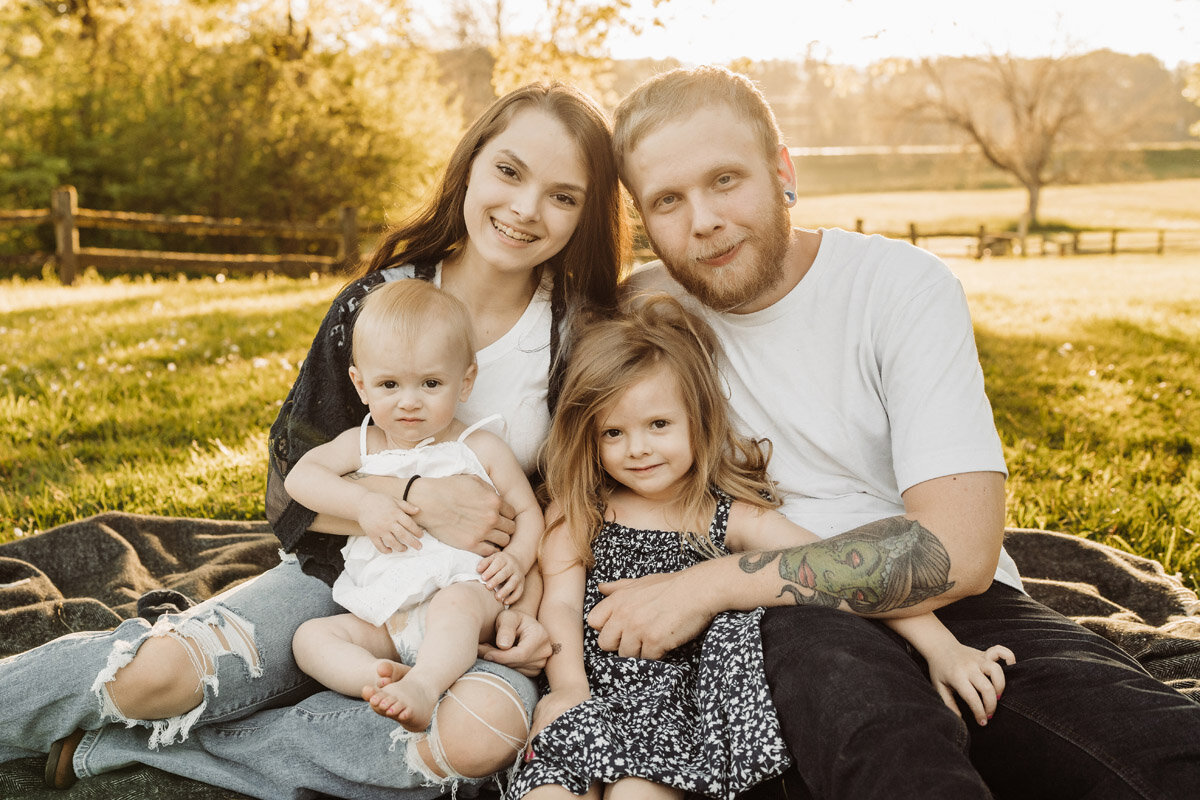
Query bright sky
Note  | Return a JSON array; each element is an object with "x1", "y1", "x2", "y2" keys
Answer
[{"x1": 416, "y1": 0, "x2": 1199, "y2": 69}]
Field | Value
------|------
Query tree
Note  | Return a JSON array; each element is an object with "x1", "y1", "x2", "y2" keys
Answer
[
  {"x1": 1187, "y1": 63, "x2": 1200, "y2": 139},
  {"x1": 0, "y1": 0, "x2": 461, "y2": 248},
  {"x1": 899, "y1": 52, "x2": 1106, "y2": 227},
  {"x1": 427, "y1": 0, "x2": 673, "y2": 105}
]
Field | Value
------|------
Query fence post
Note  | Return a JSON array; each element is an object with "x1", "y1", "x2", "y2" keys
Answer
[
  {"x1": 976, "y1": 225, "x2": 986, "y2": 259},
  {"x1": 1157, "y1": 230, "x2": 1165, "y2": 255},
  {"x1": 52, "y1": 186, "x2": 79, "y2": 285},
  {"x1": 855, "y1": 218, "x2": 864, "y2": 233},
  {"x1": 1017, "y1": 213, "x2": 1029, "y2": 257},
  {"x1": 908, "y1": 223, "x2": 918, "y2": 245},
  {"x1": 1110, "y1": 229, "x2": 1118, "y2": 255},
  {"x1": 338, "y1": 204, "x2": 359, "y2": 271}
]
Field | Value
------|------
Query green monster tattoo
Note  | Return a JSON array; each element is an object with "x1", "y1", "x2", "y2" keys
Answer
[{"x1": 738, "y1": 517, "x2": 955, "y2": 613}]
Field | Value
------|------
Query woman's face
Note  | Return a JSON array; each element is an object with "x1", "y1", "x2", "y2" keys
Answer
[{"x1": 457, "y1": 107, "x2": 589, "y2": 277}]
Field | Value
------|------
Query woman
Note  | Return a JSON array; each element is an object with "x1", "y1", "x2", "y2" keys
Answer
[{"x1": 0, "y1": 82, "x2": 629, "y2": 799}]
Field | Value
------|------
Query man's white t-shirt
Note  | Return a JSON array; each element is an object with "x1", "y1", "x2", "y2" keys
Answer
[{"x1": 631, "y1": 227, "x2": 1023, "y2": 591}]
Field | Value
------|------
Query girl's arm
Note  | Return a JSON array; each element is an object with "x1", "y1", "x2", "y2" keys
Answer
[
  {"x1": 728, "y1": 502, "x2": 1015, "y2": 727},
  {"x1": 885, "y1": 615, "x2": 1014, "y2": 726},
  {"x1": 528, "y1": 504, "x2": 591, "y2": 741},
  {"x1": 467, "y1": 431, "x2": 545, "y2": 602},
  {"x1": 284, "y1": 429, "x2": 422, "y2": 552}
]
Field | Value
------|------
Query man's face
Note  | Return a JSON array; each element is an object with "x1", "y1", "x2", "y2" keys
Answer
[{"x1": 624, "y1": 105, "x2": 793, "y2": 314}]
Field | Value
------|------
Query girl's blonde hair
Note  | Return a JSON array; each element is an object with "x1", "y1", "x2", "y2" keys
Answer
[
  {"x1": 544, "y1": 293, "x2": 780, "y2": 566},
  {"x1": 351, "y1": 279, "x2": 476, "y2": 369}
]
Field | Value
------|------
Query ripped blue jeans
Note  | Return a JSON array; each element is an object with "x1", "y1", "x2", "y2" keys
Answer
[{"x1": 0, "y1": 556, "x2": 536, "y2": 800}]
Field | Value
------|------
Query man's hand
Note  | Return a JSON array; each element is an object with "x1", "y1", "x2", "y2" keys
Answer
[
  {"x1": 587, "y1": 571, "x2": 714, "y2": 660},
  {"x1": 479, "y1": 608, "x2": 552, "y2": 676},
  {"x1": 407, "y1": 474, "x2": 516, "y2": 556}
]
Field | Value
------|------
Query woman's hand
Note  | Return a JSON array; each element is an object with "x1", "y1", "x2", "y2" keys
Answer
[
  {"x1": 479, "y1": 608, "x2": 552, "y2": 676},
  {"x1": 407, "y1": 475, "x2": 516, "y2": 556},
  {"x1": 926, "y1": 642, "x2": 1016, "y2": 726},
  {"x1": 357, "y1": 492, "x2": 423, "y2": 553},
  {"x1": 526, "y1": 684, "x2": 591, "y2": 755}
]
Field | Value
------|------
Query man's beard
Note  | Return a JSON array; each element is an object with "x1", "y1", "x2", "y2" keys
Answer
[{"x1": 655, "y1": 202, "x2": 791, "y2": 313}]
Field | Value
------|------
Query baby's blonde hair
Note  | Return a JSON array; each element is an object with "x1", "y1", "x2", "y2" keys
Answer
[
  {"x1": 544, "y1": 293, "x2": 779, "y2": 566},
  {"x1": 351, "y1": 280, "x2": 475, "y2": 369}
]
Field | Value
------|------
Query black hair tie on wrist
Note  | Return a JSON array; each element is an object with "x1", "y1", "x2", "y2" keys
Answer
[{"x1": 403, "y1": 474, "x2": 421, "y2": 503}]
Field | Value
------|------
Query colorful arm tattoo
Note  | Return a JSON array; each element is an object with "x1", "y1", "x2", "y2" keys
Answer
[{"x1": 738, "y1": 517, "x2": 955, "y2": 614}]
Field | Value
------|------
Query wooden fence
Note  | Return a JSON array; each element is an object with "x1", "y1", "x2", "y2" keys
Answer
[
  {"x1": 0, "y1": 186, "x2": 367, "y2": 284},
  {"x1": 851, "y1": 219, "x2": 1200, "y2": 261},
  {"x1": 5, "y1": 188, "x2": 1199, "y2": 284}
]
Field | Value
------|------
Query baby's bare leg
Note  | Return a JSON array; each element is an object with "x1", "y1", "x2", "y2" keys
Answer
[
  {"x1": 292, "y1": 614, "x2": 400, "y2": 697},
  {"x1": 367, "y1": 582, "x2": 501, "y2": 732},
  {"x1": 604, "y1": 777, "x2": 682, "y2": 799}
]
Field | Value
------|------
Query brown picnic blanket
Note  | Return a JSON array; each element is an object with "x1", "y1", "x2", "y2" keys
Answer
[{"x1": 1, "y1": 513, "x2": 1199, "y2": 799}]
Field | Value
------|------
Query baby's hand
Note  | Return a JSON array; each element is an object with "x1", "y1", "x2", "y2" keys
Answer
[
  {"x1": 357, "y1": 492, "x2": 423, "y2": 554},
  {"x1": 926, "y1": 643, "x2": 1016, "y2": 726},
  {"x1": 478, "y1": 551, "x2": 524, "y2": 604}
]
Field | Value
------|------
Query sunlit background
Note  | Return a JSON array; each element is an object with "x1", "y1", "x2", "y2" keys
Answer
[{"x1": 415, "y1": 0, "x2": 1199, "y2": 68}]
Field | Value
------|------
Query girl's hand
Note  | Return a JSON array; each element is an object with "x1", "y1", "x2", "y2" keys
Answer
[
  {"x1": 926, "y1": 642, "x2": 1016, "y2": 726},
  {"x1": 479, "y1": 608, "x2": 551, "y2": 676},
  {"x1": 527, "y1": 685, "x2": 591, "y2": 750},
  {"x1": 357, "y1": 492, "x2": 423, "y2": 553},
  {"x1": 478, "y1": 552, "x2": 524, "y2": 604}
]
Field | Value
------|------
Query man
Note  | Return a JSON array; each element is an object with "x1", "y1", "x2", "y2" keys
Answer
[{"x1": 593, "y1": 65, "x2": 1200, "y2": 799}]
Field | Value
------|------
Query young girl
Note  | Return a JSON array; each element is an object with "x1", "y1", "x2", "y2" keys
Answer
[
  {"x1": 286, "y1": 279, "x2": 543, "y2": 734},
  {"x1": 510, "y1": 295, "x2": 1016, "y2": 800}
]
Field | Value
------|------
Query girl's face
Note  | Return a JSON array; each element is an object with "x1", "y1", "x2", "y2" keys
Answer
[
  {"x1": 597, "y1": 363, "x2": 695, "y2": 503},
  {"x1": 457, "y1": 107, "x2": 589, "y2": 277},
  {"x1": 349, "y1": 322, "x2": 476, "y2": 449}
]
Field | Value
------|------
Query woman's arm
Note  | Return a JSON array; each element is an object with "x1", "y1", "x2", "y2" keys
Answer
[{"x1": 308, "y1": 473, "x2": 517, "y2": 556}]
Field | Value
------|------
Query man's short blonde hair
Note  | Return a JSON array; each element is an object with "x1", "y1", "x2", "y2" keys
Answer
[{"x1": 612, "y1": 65, "x2": 784, "y2": 191}]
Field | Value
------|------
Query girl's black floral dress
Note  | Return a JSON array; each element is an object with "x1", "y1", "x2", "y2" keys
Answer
[{"x1": 507, "y1": 493, "x2": 792, "y2": 799}]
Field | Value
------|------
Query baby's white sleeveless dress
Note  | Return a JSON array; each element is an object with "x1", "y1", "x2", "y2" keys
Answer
[{"x1": 331, "y1": 412, "x2": 501, "y2": 661}]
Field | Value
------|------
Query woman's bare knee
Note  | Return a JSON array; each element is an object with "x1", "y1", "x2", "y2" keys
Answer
[
  {"x1": 106, "y1": 636, "x2": 205, "y2": 720},
  {"x1": 428, "y1": 673, "x2": 528, "y2": 777}
]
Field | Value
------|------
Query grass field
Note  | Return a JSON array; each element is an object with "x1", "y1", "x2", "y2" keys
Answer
[{"x1": 2, "y1": 183, "x2": 1198, "y2": 590}]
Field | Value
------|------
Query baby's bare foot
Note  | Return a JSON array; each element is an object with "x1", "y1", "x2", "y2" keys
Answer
[
  {"x1": 361, "y1": 659, "x2": 409, "y2": 704},
  {"x1": 369, "y1": 677, "x2": 439, "y2": 732}
]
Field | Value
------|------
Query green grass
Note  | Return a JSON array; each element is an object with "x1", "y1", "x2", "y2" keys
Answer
[
  {"x1": 951, "y1": 254, "x2": 1200, "y2": 590},
  {"x1": 0, "y1": 269, "x2": 344, "y2": 530},
  {"x1": 2, "y1": 190, "x2": 1198, "y2": 593}
]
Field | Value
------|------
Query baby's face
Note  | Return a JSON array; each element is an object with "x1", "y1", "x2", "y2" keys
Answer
[{"x1": 350, "y1": 328, "x2": 475, "y2": 449}]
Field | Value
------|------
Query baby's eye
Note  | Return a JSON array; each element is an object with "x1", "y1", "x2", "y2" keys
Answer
[
  {"x1": 381, "y1": 380, "x2": 398, "y2": 389},
  {"x1": 422, "y1": 379, "x2": 442, "y2": 389}
]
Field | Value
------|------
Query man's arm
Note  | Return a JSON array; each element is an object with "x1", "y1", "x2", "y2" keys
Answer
[{"x1": 589, "y1": 471, "x2": 1005, "y2": 659}]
